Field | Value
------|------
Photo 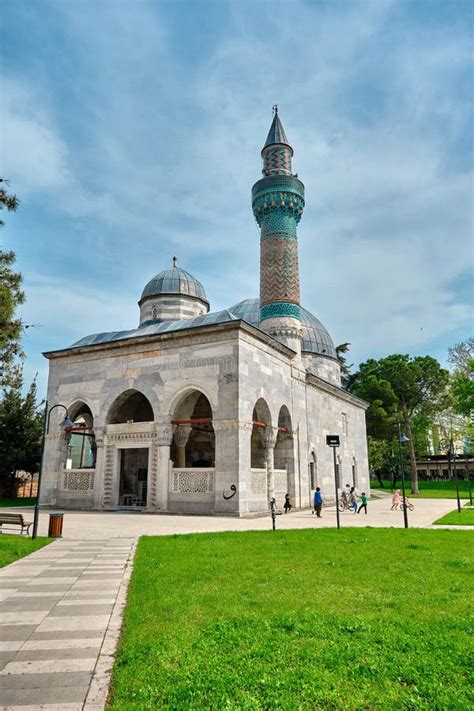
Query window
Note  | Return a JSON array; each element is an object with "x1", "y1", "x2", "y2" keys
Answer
[{"x1": 342, "y1": 413, "x2": 348, "y2": 435}]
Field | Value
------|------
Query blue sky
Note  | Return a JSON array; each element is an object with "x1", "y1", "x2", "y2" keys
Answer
[{"x1": 1, "y1": 0, "x2": 473, "y2": 395}]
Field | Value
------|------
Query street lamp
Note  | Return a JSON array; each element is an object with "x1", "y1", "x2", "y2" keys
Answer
[
  {"x1": 326, "y1": 435, "x2": 340, "y2": 529},
  {"x1": 447, "y1": 436, "x2": 462, "y2": 514},
  {"x1": 32, "y1": 402, "x2": 73, "y2": 539},
  {"x1": 397, "y1": 422, "x2": 409, "y2": 529}
]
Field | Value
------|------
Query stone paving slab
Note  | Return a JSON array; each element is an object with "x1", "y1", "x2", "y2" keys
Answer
[{"x1": 0, "y1": 539, "x2": 135, "y2": 710}]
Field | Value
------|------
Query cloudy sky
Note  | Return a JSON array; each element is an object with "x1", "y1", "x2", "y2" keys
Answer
[{"x1": 1, "y1": 0, "x2": 472, "y2": 395}]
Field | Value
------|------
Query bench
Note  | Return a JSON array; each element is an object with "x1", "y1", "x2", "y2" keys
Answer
[{"x1": 0, "y1": 513, "x2": 33, "y2": 535}]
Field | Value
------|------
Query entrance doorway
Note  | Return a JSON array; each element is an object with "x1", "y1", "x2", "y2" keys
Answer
[{"x1": 118, "y1": 448, "x2": 149, "y2": 506}]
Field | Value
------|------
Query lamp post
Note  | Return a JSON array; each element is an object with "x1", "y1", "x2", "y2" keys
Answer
[
  {"x1": 326, "y1": 435, "x2": 340, "y2": 529},
  {"x1": 32, "y1": 402, "x2": 73, "y2": 539},
  {"x1": 397, "y1": 422, "x2": 409, "y2": 529},
  {"x1": 447, "y1": 436, "x2": 461, "y2": 514}
]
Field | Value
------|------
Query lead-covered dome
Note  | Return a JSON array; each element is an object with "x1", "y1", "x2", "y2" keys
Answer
[
  {"x1": 140, "y1": 265, "x2": 209, "y2": 305},
  {"x1": 229, "y1": 298, "x2": 337, "y2": 358}
]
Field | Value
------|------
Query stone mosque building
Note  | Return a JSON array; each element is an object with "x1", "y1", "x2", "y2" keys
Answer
[{"x1": 41, "y1": 110, "x2": 369, "y2": 515}]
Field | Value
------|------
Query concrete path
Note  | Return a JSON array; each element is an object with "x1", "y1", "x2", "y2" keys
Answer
[
  {"x1": 9, "y1": 496, "x2": 470, "y2": 539},
  {"x1": 0, "y1": 538, "x2": 135, "y2": 711}
]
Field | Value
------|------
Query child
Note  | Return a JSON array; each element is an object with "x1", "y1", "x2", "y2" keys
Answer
[
  {"x1": 357, "y1": 492, "x2": 368, "y2": 515},
  {"x1": 284, "y1": 493, "x2": 292, "y2": 513},
  {"x1": 391, "y1": 490, "x2": 401, "y2": 510}
]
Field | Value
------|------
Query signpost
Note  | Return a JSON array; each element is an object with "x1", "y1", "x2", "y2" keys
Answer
[{"x1": 326, "y1": 435, "x2": 340, "y2": 529}]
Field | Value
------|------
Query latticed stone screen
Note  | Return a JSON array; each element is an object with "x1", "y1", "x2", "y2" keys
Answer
[
  {"x1": 171, "y1": 469, "x2": 215, "y2": 494},
  {"x1": 63, "y1": 469, "x2": 95, "y2": 491}
]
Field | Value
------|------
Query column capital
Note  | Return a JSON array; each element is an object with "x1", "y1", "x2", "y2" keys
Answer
[
  {"x1": 262, "y1": 426, "x2": 279, "y2": 450},
  {"x1": 155, "y1": 422, "x2": 174, "y2": 447},
  {"x1": 174, "y1": 425, "x2": 192, "y2": 447}
]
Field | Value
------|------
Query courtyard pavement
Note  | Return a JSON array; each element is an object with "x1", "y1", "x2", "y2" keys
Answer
[
  {"x1": 0, "y1": 496, "x2": 472, "y2": 710},
  {"x1": 5, "y1": 494, "x2": 469, "y2": 539}
]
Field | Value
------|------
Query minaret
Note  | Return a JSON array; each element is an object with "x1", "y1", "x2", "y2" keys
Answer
[{"x1": 252, "y1": 107, "x2": 305, "y2": 355}]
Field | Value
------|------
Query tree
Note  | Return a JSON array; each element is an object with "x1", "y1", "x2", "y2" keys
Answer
[
  {"x1": 0, "y1": 369, "x2": 43, "y2": 498},
  {"x1": 450, "y1": 358, "x2": 474, "y2": 419},
  {"x1": 448, "y1": 338, "x2": 474, "y2": 376},
  {"x1": 0, "y1": 179, "x2": 23, "y2": 387},
  {"x1": 349, "y1": 355, "x2": 449, "y2": 493},
  {"x1": 335, "y1": 342, "x2": 353, "y2": 387}
]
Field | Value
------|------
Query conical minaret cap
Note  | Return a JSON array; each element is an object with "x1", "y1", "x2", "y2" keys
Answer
[{"x1": 262, "y1": 107, "x2": 291, "y2": 150}]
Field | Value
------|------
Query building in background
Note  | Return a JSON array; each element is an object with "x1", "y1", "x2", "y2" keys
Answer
[{"x1": 41, "y1": 110, "x2": 369, "y2": 515}]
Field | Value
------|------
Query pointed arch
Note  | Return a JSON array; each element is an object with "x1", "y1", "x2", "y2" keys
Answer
[{"x1": 106, "y1": 389, "x2": 155, "y2": 424}]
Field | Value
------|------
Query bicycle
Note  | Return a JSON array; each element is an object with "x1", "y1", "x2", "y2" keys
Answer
[{"x1": 400, "y1": 499, "x2": 414, "y2": 512}]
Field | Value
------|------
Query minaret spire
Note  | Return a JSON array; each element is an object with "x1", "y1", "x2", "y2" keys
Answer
[{"x1": 252, "y1": 109, "x2": 305, "y2": 355}]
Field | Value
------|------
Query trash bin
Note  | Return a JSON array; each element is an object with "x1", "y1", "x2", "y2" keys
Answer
[{"x1": 48, "y1": 512, "x2": 64, "y2": 538}]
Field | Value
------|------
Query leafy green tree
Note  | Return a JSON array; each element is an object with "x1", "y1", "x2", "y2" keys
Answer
[
  {"x1": 349, "y1": 355, "x2": 449, "y2": 493},
  {"x1": 0, "y1": 369, "x2": 43, "y2": 498},
  {"x1": 450, "y1": 358, "x2": 474, "y2": 419},
  {"x1": 0, "y1": 179, "x2": 23, "y2": 387}
]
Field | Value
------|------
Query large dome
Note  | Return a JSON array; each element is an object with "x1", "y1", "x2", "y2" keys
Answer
[
  {"x1": 229, "y1": 298, "x2": 337, "y2": 358},
  {"x1": 140, "y1": 265, "x2": 209, "y2": 305}
]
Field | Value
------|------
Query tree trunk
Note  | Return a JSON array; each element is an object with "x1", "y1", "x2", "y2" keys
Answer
[
  {"x1": 374, "y1": 470, "x2": 384, "y2": 488},
  {"x1": 404, "y1": 414, "x2": 419, "y2": 494}
]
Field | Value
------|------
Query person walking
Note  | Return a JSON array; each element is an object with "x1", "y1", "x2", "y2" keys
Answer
[
  {"x1": 391, "y1": 490, "x2": 401, "y2": 510},
  {"x1": 313, "y1": 487, "x2": 324, "y2": 517},
  {"x1": 349, "y1": 486, "x2": 358, "y2": 513},
  {"x1": 284, "y1": 493, "x2": 292, "y2": 513},
  {"x1": 357, "y1": 492, "x2": 368, "y2": 515}
]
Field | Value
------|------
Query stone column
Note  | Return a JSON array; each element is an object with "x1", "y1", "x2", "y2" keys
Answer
[
  {"x1": 92, "y1": 427, "x2": 105, "y2": 509},
  {"x1": 154, "y1": 422, "x2": 174, "y2": 511},
  {"x1": 173, "y1": 425, "x2": 192, "y2": 468},
  {"x1": 263, "y1": 426, "x2": 279, "y2": 502}
]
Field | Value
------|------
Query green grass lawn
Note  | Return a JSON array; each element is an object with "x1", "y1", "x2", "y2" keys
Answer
[
  {"x1": 108, "y1": 529, "x2": 473, "y2": 710},
  {"x1": 0, "y1": 534, "x2": 51, "y2": 568},
  {"x1": 434, "y1": 508, "x2": 474, "y2": 526},
  {"x1": 0, "y1": 497, "x2": 37, "y2": 508},
  {"x1": 372, "y1": 480, "x2": 471, "y2": 499}
]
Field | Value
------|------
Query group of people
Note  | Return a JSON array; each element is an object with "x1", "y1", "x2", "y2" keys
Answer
[{"x1": 313, "y1": 484, "x2": 368, "y2": 516}]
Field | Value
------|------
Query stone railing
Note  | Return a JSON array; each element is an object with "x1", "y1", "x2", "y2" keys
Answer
[
  {"x1": 250, "y1": 468, "x2": 267, "y2": 496},
  {"x1": 170, "y1": 468, "x2": 215, "y2": 494},
  {"x1": 62, "y1": 468, "x2": 95, "y2": 492},
  {"x1": 274, "y1": 469, "x2": 288, "y2": 494}
]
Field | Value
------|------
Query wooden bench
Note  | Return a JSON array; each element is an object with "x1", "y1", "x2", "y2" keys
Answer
[{"x1": 0, "y1": 513, "x2": 33, "y2": 535}]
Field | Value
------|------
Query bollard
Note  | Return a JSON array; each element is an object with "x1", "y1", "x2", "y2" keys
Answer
[{"x1": 48, "y1": 512, "x2": 64, "y2": 538}]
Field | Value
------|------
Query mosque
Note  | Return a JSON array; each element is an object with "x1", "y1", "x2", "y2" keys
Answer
[{"x1": 41, "y1": 110, "x2": 369, "y2": 515}]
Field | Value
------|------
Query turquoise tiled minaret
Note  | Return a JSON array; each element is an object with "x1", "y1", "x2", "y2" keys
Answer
[{"x1": 252, "y1": 108, "x2": 305, "y2": 354}]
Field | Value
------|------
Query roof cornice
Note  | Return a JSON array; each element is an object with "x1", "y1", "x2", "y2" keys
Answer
[{"x1": 306, "y1": 372, "x2": 369, "y2": 410}]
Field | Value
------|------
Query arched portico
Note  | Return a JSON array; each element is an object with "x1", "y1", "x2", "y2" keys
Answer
[
  {"x1": 102, "y1": 389, "x2": 156, "y2": 508},
  {"x1": 168, "y1": 389, "x2": 216, "y2": 514}
]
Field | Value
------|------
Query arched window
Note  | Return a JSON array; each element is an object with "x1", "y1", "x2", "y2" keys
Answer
[
  {"x1": 66, "y1": 402, "x2": 95, "y2": 469},
  {"x1": 309, "y1": 451, "x2": 317, "y2": 490}
]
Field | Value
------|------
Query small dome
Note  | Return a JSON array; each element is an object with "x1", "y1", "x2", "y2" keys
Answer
[
  {"x1": 229, "y1": 298, "x2": 337, "y2": 358},
  {"x1": 140, "y1": 265, "x2": 209, "y2": 305}
]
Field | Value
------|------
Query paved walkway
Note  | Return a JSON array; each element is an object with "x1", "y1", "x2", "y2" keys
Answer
[
  {"x1": 0, "y1": 539, "x2": 135, "y2": 711},
  {"x1": 11, "y1": 495, "x2": 469, "y2": 539}
]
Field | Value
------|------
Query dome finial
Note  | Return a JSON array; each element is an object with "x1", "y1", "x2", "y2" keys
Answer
[
  {"x1": 172, "y1": 256, "x2": 177, "y2": 268},
  {"x1": 273, "y1": 104, "x2": 278, "y2": 115}
]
